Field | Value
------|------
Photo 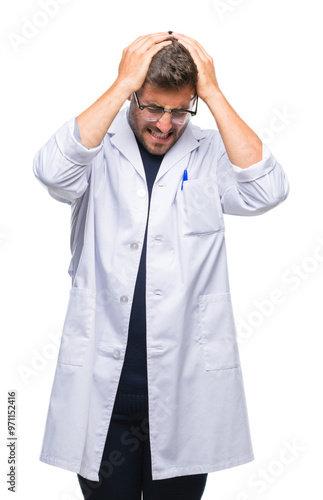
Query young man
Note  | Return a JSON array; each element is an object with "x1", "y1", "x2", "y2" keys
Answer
[{"x1": 33, "y1": 32, "x2": 289, "y2": 500}]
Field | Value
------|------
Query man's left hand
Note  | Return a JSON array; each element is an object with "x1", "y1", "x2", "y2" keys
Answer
[
  {"x1": 173, "y1": 32, "x2": 263, "y2": 168},
  {"x1": 172, "y1": 33, "x2": 220, "y2": 103}
]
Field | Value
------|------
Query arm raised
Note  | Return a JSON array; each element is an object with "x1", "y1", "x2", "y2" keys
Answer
[{"x1": 76, "y1": 32, "x2": 172, "y2": 148}]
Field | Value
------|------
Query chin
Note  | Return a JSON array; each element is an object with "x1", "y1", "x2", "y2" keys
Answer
[{"x1": 146, "y1": 143, "x2": 172, "y2": 155}]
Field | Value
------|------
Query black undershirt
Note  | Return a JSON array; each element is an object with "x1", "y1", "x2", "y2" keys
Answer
[{"x1": 113, "y1": 138, "x2": 165, "y2": 417}]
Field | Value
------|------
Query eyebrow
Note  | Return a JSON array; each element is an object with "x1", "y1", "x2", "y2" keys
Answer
[
  {"x1": 143, "y1": 100, "x2": 162, "y2": 107},
  {"x1": 142, "y1": 100, "x2": 192, "y2": 110}
]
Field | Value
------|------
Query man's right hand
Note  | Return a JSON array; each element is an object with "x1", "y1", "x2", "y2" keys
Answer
[
  {"x1": 116, "y1": 32, "x2": 172, "y2": 96},
  {"x1": 76, "y1": 32, "x2": 172, "y2": 149}
]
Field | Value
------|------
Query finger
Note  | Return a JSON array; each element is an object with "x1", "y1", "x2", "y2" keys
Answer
[
  {"x1": 137, "y1": 34, "x2": 174, "y2": 54},
  {"x1": 146, "y1": 39, "x2": 173, "y2": 58},
  {"x1": 128, "y1": 32, "x2": 170, "y2": 45},
  {"x1": 127, "y1": 32, "x2": 171, "y2": 52},
  {"x1": 172, "y1": 32, "x2": 201, "y2": 48},
  {"x1": 172, "y1": 32, "x2": 210, "y2": 59},
  {"x1": 178, "y1": 37, "x2": 209, "y2": 59},
  {"x1": 173, "y1": 36, "x2": 203, "y2": 61},
  {"x1": 174, "y1": 37, "x2": 210, "y2": 66}
]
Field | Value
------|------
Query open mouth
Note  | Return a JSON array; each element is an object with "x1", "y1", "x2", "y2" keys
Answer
[{"x1": 147, "y1": 128, "x2": 174, "y2": 143}]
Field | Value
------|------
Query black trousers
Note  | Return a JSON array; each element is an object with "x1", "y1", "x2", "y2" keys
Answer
[{"x1": 77, "y1": 412, "x2": 208, "y2": 500}]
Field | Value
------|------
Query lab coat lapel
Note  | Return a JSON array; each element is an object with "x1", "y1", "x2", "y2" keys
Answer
[
  {"x1": 108, "y1": 107, "x2": 206, "y2": 181},
  {"x1": 108, "y1": 108, "x2": 145, "y2": 179},
  {"x1": 156, "y1": 124, "x2": 204, "y2": 182}
]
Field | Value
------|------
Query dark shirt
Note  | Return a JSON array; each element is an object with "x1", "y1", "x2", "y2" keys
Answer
[{"x1": 112, "y1": 138, "x2": 165, "y2": 417}]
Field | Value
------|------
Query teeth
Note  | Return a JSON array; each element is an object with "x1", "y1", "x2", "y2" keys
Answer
[{"x1": 149, "y1": 129, "x2": 171, "y2": 139}]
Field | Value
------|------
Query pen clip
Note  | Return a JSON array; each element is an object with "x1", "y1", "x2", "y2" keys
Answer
[{"x1": 181, "y1": 169, "x2": 188, "y2": 190}]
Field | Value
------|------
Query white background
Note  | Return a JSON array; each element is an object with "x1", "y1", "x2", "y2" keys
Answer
[{"x1": 1, "y1": 0, "x2": 322, "y2": 498}]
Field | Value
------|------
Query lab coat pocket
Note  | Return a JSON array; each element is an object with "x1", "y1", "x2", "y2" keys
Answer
[
  {"x1": 198, "y1": 293, "x2": 240, "y2": 371},
  {"x1": 57, "y1": 287, "x2": 96, "y2": 366},
  {"x1": 180, "y1": 177, "x2": 224, "y2": 236}
]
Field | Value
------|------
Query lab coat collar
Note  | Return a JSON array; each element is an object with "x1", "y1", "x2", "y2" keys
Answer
[
  {"x1": 108, "y1": 107, "x2": 207, "y2": 181},
  {"x1": 108, "y1": 107, "x2": 146, "y2": 179}
]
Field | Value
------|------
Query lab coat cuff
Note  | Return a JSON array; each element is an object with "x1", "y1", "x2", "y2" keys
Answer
[
  {"x1": 231, "y1": 144, "x2": 275, "y2": 182},
  {"x1": 55, "y1": 118, "x2": 103, "y2": 166}
]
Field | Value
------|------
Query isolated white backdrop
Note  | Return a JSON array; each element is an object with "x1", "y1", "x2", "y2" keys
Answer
[{"x1": 1, "y1": 0, "x2": 322, "y2": 499}]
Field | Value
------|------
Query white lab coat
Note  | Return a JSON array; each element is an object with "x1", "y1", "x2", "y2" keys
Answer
[{"x1": 33, "y1": 107, "x2": 289, "y2": 481}]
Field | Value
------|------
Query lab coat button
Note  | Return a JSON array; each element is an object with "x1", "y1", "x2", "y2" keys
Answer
[
  {"x1": 120, "y1": 295, "x2": 128, "y2": 304},
  {"x1": 130, "y1": 242, "x2": 139, "y2": 251},
  {"x1": 137, "y1": 189, "x2": 146, "y2": 198},
  {"x1": 154, "y1": 289, "x2": 163, "y2": 296},
  {"x1": 113, "y1": 349, "x2": 121, "y2": 359},
  {"x1": 155, "y1": 236, "x2": 163, "y2": 243}
]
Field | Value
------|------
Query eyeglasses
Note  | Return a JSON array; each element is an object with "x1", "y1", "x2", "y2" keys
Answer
[{"x1": 133, "y1": 92, "x2": 198, "y2": 125}]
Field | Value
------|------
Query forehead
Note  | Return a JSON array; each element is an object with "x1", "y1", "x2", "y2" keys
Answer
[{"x1": 139, "y1": 83, "x2": 195, "y2": 107}]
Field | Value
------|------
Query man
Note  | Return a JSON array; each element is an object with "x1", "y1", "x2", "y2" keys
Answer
[{"x1": 33, "y1": 32, "x2": 289, "y2": 500}]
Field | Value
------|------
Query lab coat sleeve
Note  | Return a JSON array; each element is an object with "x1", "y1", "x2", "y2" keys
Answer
[
  {"x1": 216, "y1": 139, "x2": 289, "y2": 216},
  {"x1": 33, "y1": 118, "x2": 103, "y2": 204}
]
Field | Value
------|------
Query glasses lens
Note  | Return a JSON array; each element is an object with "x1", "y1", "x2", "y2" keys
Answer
[
  {"x1": 171, "y1": 111, "x2": 190, "y2": 124},
  {"x1": 141, "y1": 107, "x2": 191, "y2": 124},
  {"x1": 142, "y1": 107, "x2": 163, "y2": 121}
]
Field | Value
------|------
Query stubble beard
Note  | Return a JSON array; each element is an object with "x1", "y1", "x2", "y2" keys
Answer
[{"x1": 128, "y1": 103, "x2": 188, "y2": 156}]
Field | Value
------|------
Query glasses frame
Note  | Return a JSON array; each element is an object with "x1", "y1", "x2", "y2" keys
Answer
[{"x1": 133, "y1": 91, "x2": 198, "y2": 124}]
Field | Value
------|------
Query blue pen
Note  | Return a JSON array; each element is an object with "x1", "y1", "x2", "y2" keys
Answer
[{"x1": 181, "y1": 169, "x2": 188, "y2": 190}]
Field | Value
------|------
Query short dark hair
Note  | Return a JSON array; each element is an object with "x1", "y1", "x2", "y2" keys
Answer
[{"x1": 144, "y1": 37, "x2": 198, "y2": 90}]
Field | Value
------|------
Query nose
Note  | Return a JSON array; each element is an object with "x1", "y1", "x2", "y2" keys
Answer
[{"x1": 156, "y1": 111, "x2": 173, "y2": 133}]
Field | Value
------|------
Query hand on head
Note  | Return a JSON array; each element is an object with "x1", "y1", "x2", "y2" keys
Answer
[{"x1": 116, "y1": 32, "x2": 219, "y2": 103}]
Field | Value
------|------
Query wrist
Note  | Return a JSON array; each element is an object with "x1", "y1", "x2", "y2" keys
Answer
[
  {"x1": 202, "y1": 86, "x2": 223, "y2": 107},
  {"x1": 111, "y1": 77, "x2": 136, "y2": 101}
]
